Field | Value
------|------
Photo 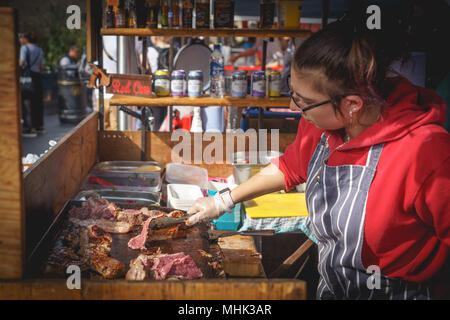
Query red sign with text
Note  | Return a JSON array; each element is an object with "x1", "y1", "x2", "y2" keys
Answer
[{"x1": 106, "y1": 74, "x2": 153, "y2": 97}]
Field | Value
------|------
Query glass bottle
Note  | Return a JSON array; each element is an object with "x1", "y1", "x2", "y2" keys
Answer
[
  {"x1": 127, "y1": 0, "x2": 138, "y2": 28},
  {"x1": 160, "y1": 0, "x2": 169, "y2": 28},
  {"x1": 115, "y1": 0, "x2": 127, "y2": 28},
  {"x1": 145, "y1": 0, "x2": 159, "y2": 28},
  {"x1": 182, "y1": 0, "x2": 194, "y2": 28},
  {"x1": 105, "y1": 5, "x2": 115, "y2": 28},
  {"x1": 259, "y1": 0, "x2": 275, "y2": 29},
  {"x1": 171, "y1": 0, "x2": 180, "y2": 28}
]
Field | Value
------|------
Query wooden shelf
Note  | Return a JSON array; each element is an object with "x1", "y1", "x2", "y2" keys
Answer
[
  {"x1": 109, "y1": 94, "x2": 291, "y2": 107},
  {"x1": 101, "y1": 28, "x2": 312, "y2": 38}
]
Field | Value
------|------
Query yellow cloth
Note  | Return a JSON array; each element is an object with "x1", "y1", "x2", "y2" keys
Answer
[{"x1": 244, "y1": 192, "x2": 309, "y2": 218}]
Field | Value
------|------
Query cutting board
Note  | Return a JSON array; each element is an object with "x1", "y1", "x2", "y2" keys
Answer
[
  {"x1": 244, "y1": 193, "x2": 309, "y2": 218},
  {"x1": 218, "y1": 235, "x2": 265, "y2": 278}
]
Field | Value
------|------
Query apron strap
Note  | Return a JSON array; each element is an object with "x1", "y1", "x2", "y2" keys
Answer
[{"x1": 365, "y1": 143, "x2": 384, "y2": 170}]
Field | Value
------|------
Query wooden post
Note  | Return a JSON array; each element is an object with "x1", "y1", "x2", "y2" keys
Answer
[{"x1": 0, "y1": 7, "x2": 26, "y2": 279}]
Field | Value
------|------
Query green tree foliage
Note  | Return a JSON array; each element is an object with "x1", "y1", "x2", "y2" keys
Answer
[{"x1": 40, "y1": 3, "x2": 86, "y2": 71}]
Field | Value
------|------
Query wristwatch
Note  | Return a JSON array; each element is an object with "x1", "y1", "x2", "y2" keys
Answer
[{"x1": 219, "y1": 188, "x2": 235, "y2": 211}]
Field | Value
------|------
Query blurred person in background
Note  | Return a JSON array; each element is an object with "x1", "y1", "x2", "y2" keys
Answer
[{"x1": 19, "y1": 32, "x2": 45, "y2": 137}]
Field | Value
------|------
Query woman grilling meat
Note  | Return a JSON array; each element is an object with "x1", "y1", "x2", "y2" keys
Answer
[{"x1": 186, "y1": 17, "x2": 450, "y2": 299}]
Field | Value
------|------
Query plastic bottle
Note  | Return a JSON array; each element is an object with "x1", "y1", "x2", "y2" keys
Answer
[{"x1": 210, "y1": 44, "x2": 225, "y2": 98}]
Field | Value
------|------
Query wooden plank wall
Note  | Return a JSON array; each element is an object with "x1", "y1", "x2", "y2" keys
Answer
[
  {"x1": 99, "y1": 131, "x2": 297, "y2": 177},
  {"x1": 0, "y1": 279, "x2": 306, "y2": 300},
  {"x1": 0, "y1": 7, "x2": 26, "y2": 279},
  {"x1": 23, "y1": 113, "x2": 98, "y2": 258}
]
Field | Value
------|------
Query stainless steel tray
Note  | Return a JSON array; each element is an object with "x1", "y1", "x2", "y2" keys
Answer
[
  {"x1": 92, "y1": 161, "x2": 162, "y2": 173},
  {"x1": 81, "y1": 170, "x2": 162, "y2": 193},
  {"x1": 75, "y1": 189, "x2": 160, "y2": 205}
]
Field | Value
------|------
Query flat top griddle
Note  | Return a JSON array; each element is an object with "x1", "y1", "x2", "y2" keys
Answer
[{"x1": 26, "y1": 200, "x2": 225, "y2": 280}]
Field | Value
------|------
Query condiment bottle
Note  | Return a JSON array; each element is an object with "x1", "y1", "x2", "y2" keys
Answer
[
  {"x1": 182, "y1": 0, "x2": 194, "y2": 28},
  {"x1": 127, "y1": 0, "x2": 138, "y2": 28},
  {"x1": 105, "y1": 5, "x2": 115, "y2": 28},
  {"x1": 115, "y1": 0, "x2": 127, "y2": 28},
  {"x1": 195, "y1": 0, "x2": 210, "y2": 29},
  {"x1": 160, "y1": 0, "x2": 169, "y2": 28}
]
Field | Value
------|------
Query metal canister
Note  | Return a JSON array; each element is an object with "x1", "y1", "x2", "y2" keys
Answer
[
  {"x1": 268, "y1": 70, "x2": 281, "y2": 97},
  {"x1": 171, "y1": 70, "x2": 186, "y2": 96},
  {"x1": 231, "y1": 71, "x2": 247, "y2": 97},
  {"x1": 251, "y1": 71, "x2": 266, "y2": 97},
  {"x1": 188, "y1": 70, "x2": 203, "y2": 97},
  {"x1": 154, "y1": 69, "x2": 170, "y2": 96}
]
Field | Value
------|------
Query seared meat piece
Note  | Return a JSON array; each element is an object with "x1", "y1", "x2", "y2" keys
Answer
[
  {"x1": 88, "y1": 251, "x2": 126, "y2": 279},
  {"x1": 69, "y1": 197, "x2": 117, "y2": 220},
  {"x1": 168, "y1": 210, "x2": 184, "y2": 218},
  {"x1": 77, "y1": 224, "x2": 126, "y2": 278},
  {"x1": 43, "y1": 247, "x2": 89, "y2": 276},
  {"x1": 115, "y1": 209, "x2": 147, "y2": 225},
  {"x1": 69, "y1": 218, "x2": 133, "y2": 234},
  {"x1": 78, "y1": 225, "x2": 112, "y2": 257},
  {"x1": 126, "y1": 255, "x2": 148, "y2": 281}
]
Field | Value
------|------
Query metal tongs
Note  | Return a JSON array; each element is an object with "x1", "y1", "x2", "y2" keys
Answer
[
  {"x1": 148, "y1": 217, "x2": 188, "y2": 230},
  {"x1": 206, "y1": 229, "x2": 275, "y2": 241}
]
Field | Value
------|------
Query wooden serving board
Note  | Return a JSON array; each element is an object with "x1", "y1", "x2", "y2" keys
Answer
[{"x1": 218, "y1": 235, "x2": 265, "y2": 278}]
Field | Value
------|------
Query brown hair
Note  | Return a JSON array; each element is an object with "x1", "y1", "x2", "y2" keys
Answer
[{"x1": 293, "y1": 15, "x2": 409, "y2": 113}]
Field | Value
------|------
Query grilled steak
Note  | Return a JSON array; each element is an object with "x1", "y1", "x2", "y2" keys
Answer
[
  {"x1": 69, "y1": 197, "x2": 117, "y2": 220},
  {"x1": 88, "y1": 251, "x2": 126, "y2": 279},
  {"x1": 126, "y1": 252, "x2": 203, "y2": 281},
  {"x1": 44, "y1": 222, "x2": 125, "y2": 279},
  {"x1": 70, "y1": 217, "x2": 133, "y2": 234}
]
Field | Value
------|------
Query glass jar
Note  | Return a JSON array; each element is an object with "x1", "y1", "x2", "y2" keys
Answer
[
  {"x1": 251, "y1": 71, "x2": 266, "y2": 97},
  {"x1": 188, "y1": 70, "x2": 203, "y2": 97},
  {"x1": 231, "y1": 71, "x2": 247, "y2": 97},
  {"x1": 182, "y1": 0, "x2": 194, "y2": 28},
  {"x1": 154, "y1": 69, "x2": 170, "y2": 97},
  {"x1": 171, "y1": 70, "x2": 186, "y2": 96},
  {"x1": 214, "y1": 0, "x2": 235, "y2": 29},
  {"x1": 268, "y1": 70, "x2": 281, "y2": 97},
  {"x1": 195, "y1": 0, "x2": 210, "y2": 28}
]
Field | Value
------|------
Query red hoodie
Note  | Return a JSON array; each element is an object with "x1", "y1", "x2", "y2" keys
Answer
[{"x1": 274, "y1": 77, "x2": 450, "y2": 287}]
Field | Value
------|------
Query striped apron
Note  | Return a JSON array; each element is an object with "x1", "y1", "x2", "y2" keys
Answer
[{"x1": 305, "y1": 133, "x2": 432, "y2": 300}]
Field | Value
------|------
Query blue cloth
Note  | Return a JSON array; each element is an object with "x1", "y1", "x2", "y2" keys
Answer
[{"x1": 239, "y1": 213, "x2": 318, "y2": 244}]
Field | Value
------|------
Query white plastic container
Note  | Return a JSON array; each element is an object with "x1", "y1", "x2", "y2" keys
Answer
[
  {"x1": 167, "y1": 184, "x2": 204, "y2": 211},
  {"x1": 165, "y1": 163, "x2": 209, "y2": 187}
]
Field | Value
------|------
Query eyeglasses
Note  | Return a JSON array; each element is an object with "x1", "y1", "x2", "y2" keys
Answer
[{"x1": 287, "y1": 74, "x2": 332, "y2": 113}]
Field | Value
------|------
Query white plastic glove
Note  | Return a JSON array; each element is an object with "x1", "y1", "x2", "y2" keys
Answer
[{"x1": 186, "y1": 194, "x2": 228, "y2": 226}]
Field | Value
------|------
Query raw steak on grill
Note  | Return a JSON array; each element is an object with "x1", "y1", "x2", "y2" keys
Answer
[
  {"x1": 127, "y1": 213, "x2": 165, "y2": 249},
  {"x1": 126, "y1": 252, "x2": 203, "y2": 281}
]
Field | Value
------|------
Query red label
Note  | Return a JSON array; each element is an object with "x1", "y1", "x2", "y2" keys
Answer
[{"x1": 108, "y1": 76, "x2": 152, "y2": 97}]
